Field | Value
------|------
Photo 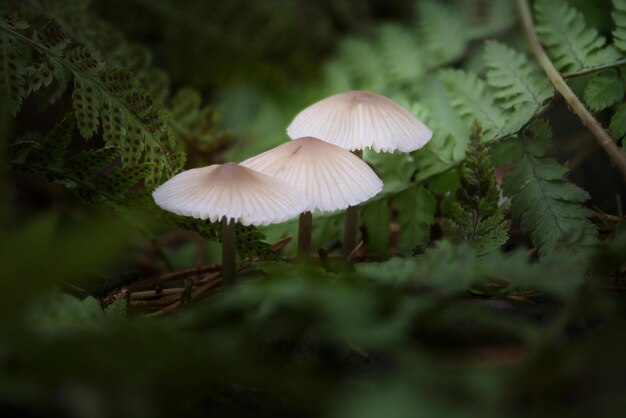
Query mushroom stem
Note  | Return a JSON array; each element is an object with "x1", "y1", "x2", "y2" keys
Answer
[
  {"x1": 221, "y1": 217, "x2": 236, "y2": 287},
  {"x1": 297, "y1": 211, "x2": 313, "y2": 260},
  {"x1": 343, "y1": 149, "x2": 363, "y2": 259},
  {"x1": 343, "y1": 206, "x2": 359, "y2": 259}
]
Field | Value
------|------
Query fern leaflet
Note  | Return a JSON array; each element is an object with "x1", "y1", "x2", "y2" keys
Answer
[
  {"x1": 500, "y1": 121, "x2": 597, "y2": 255},
  {"x1": 535, "y1": 0, "x2": 619, "y2": 72}
]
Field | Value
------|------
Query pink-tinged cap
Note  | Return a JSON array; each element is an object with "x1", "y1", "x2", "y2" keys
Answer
[
  {"x1": 241, "y1": 137, "x2": 383, "y2": 212},
  {"x1": 152, "y1": 163, "x2": 307, "y2": 226},
  {"x1": 287, "y1": 90, "x2": 432, "y2": 153}
]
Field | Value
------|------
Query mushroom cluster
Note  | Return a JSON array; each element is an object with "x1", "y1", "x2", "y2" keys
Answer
[{"x1": 152, "y1": 90, "x2": 432, "y2": 285}]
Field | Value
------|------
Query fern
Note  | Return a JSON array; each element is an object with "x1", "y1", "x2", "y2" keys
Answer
[
  {"x1": 583, "y1": 69, "x2": 625, "y2": 111},
  {"x1": 614, "y1": 0, "x2": 626, "y2": 54},
  {"x1": 500, "y1": 120, "x2": 597, "y2": 255},
  {"x1": 417, "y1": 1, "x2": 467, "y2": 66},
  {"x1": 0, "y1": 16, "x2": 28, "y2": 115},
  {"x1": 393, "y1": 186, "x2": 436, "y2": 255},
  {"x1": 440, "y1": 69, "x2": 506, "y2": 141},
  {"x1": 535, "y1": 0, "x2": 620, "y2": 72},
  {"x1": 168, "y1": 88, "x2": 234, "y2": 165},
  {"x1": 484, "y1": 41, "x2": 552, "y2": 111},
  {"x1": 444, "y1": 124, "x2": 508, "y2": 255},
  {"x1": 610, "y1": 103, "x2": 626, "y2": 148}
]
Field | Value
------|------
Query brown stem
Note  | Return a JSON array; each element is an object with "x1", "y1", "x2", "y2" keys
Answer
[
  {"x1": 130, "y1": 288, "x2": 186, "y2": 300},
  {"x1": 222, "y1": 217, "x2": 237, "y2": 287},
  {"x1": 562, "y1": 58, "x2": 626, "y2": 79},
  {"x1": 297, "y1": 211, "x2": 312, "y2": 260},
  {"x1": 343, "y1": 149, "x2": 363, "y2": 259},
  {"x1": 516, "y1": 0, "x2": 626, "y2": 180},
  {"x1": 128, "y1": 263, "x2": 221, "y2": 291}
]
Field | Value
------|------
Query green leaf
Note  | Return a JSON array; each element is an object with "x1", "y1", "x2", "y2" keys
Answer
[
  {"x1": 484, "y1": 41, "x2": 552, "y2": 111},
  {"x1": 440, "y1": 69, "x2": 506, "y2": 141},
  {"x1": 583, "y1": 70, "x2": 624, "y2": 111},
  {"x1": 417, "y1": 1, "x2": 467, "y2": 66},
  {"x1": 501, "y1": 121, "x2": 597, "y2": 255},
  {"x1": 361, "y1": 199, "x2": 391, "y2": 255},
  {"x1": 443, "y1": 124, "x2": 509, "y2": 254},
  {"x1": 0, "y1": 31, "x2": 27, "y2": 115},
  {"x1": 610, "y1": 103, "x2": 626, "y2": 141},
  {"x1": 535, "y1": 0, "x2": 620, "y2": 72},
  {"x1": 613, "y1": 0, "x2": 626, "y2": 53},
  {"x1": 72, "y1": 78, "x2": 101, "y2": 138},
  {"x1": 394, "y1": 186, "x2": 436, "y2": 255}
]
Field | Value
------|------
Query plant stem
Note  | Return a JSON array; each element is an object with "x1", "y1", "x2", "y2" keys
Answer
[
  {"x1": 297, "y1": 211, "x2": 312, "y2": 260},
  {"x1": 562, "y1": 58, "x2": 626, "y2": 79},
  {"x1": 343, "y1": 206, "x2": 359, "y2": 259},
  {"x1": 343, "y1": 149, "x2": 363, "y2": 259},
  {"x1": 221, "y1": 217, "x2": 236, "y2": 287},
  {"x1": 516, "y1": 0, "x2": 626, "y2": 181}
]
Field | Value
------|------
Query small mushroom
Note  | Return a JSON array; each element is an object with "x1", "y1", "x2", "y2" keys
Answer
[
  {"x1": 152, "y1": 163, "x2": 307, "y2": 285},
  {"x1": 241, "y1": 137, "x2": 382, "y2": 259},
  {"x1": 286, "y1": 90, "x2": 433, "y2": 257},
  {"x1": 286, "y1": 90, "x2": 433, "y2": 153}
]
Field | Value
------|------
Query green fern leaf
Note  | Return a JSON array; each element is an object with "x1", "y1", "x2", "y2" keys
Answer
[
  {"x1": 417, "y1": 1, "x2": 467, "y2": 66},
  {"x1": 28, "y1": 115, "x2": 75, "y2": 170},
  {"x1": 501, "y1": 120, "x2": 597, "y2": 255},
  {"x1": 361, "y1": 199, "x2": 392, "y2": 255},
  {"x1": 376, "y1": 24, "x2": 424, "y2": 84},
  {"x1": 65, "y1": 147, "x2": 118, "y2": 183},
  {"x1": 610, "y1": 103, "x2": 626, "y2": 145},
  {"x1": 444, "y1": 124, "x2": 508, "y2": 254},
  {"x1": 394, "y1": 186, "x2": 436, "y2": 255},
  {"x1": 440, "y1": 69, "x2": 506, "y2": 141},
  {"x1": 583, "y1": 70, "x2": 625, "y2": 111},
  {"x1": 35, "y1": 19, "x2": 69, "y2": 53},
  {"x1": 102, "y1": 163, "x2": 152, "y2": 197},
  {"x1": 535, "y1": 0, "x2": 620, "y2": 72},
  {"x1": 72, "y1": 78, "x2": 100, "y2": 138},
  {"x1": 484, "y1": 41, "x2": 552, "y2": 111},
  {"x1": 66, "y1": 46, "x2": 104, "y2": 74},
  {"x1": 614, "y1": 0, "x2": 626, "y2": 53},
  {"x1": 0, "y1": 31, "x2": 27, "y2": 115}
]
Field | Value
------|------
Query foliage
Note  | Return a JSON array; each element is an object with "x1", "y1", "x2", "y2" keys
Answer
[
  {"x1": 444, "y1": 124, "x2": 508, "y2": 255},
  {"x1": 3, "y1": 0, "x2": 626, "y2": 417},
  {"x1": 498, "y1": 121, "x2": 598, "y2": 255}
]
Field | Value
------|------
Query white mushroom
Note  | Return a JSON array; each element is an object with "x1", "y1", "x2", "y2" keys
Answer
[
  {"x1": 287, "y1": 90, "x2": 433, "y2": 258},
  {"x1": 286, "y1": 90, "x2": 432, "y2": 153},
  {"x1": 153, "y1": 163, "x2": 307, "y2": 284},
  {"x1": 241, "y1": 137, "x2": 383, "y2": 258}
]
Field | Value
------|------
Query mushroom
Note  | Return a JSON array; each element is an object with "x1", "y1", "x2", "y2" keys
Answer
[
  {"x1": 152, "y1": 163, "x2": 307, "y2": 285},
  {"x1": 286, "y1": 90, "x2": 433, "y2": 257},
  {"x1": 241, "y1": 137, "x2": 383, "y2": 259}
]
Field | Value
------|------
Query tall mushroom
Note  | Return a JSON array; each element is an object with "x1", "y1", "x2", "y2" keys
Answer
[
  {"x1": 241, "y1": 137, "x2": 383, "y2": 259},
  {"x1": 152, "y1": 163, "x2": 307, "y2": 285},
  {"x1": 286, "y1": 90, "x2": 433, "y2": 257}
]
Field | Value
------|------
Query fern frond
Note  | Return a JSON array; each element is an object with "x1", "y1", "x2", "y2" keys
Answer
[
  {"x1": 535, "y1": 0, "x2": 619, "y2": 72},
  {"x1": 440, "y1": 69, "x2": 506, "y2": 141},
  {"x1": 417, "y1": 1, "x2": 467, "y2": 66},
  {"x1": 583, "y1": 70, "x2": 625, "y2": 111},
  {"x1": 444, "y1": 124, "x2": 508, "y2": 254},
  {"x1": 610, "y1": 103, "x2": 626, "y2": 147},
  {"x1": 614, "y1": 0, "x2": 626, "y2": 53},
  {"x1": 501, "y1": 121, "x2": 597, "y2": 255},
  {"x1": 376, "y1": 24, "x2": 424, "y2": 84},
  {"x1": 0, "y1": 27, "x2": 28, "y2": 115},
  {"x1": 394, "y1": 186, "x2": 436, "y2": 255},
  {"x1": 484, "y1": 41, "x2": 552, "y2": 111}
]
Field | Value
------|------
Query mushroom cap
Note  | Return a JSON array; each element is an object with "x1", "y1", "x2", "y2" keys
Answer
[
  {"x1": 241, "y1": 137, "x2": 383, "y2": 212},
  {"x1": 286, "y1": 90, "x2": 433, "y2": 153},
  {"x1": 152, "y1": 163, "x2": 307, "y2": 226}
]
